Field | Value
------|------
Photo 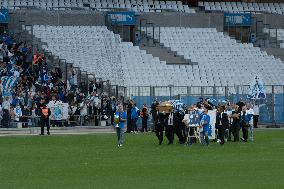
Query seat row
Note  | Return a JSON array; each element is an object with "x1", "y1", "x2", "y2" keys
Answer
[
  {"x1": 0, "y1": 0, "x2": 195, "y2": 13},
  {"x1": 142, "y1": 26, "x2": 284, "y2": 86},
  {"x1": 199, "y1": 1, "x2": 284, "y2": 15}
]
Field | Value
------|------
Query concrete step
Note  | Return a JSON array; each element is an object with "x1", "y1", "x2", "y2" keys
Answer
[
  {"x1": 139, "y1": 46, "x2": 189, "y2": 64},
  {"x1": 139, "y1": 30, "x2": 199, "y2": 65},
  {"x1": 139, "y1": 44, "x2": 198, "y2": 65}
]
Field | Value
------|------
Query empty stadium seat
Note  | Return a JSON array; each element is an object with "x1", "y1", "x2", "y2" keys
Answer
[
  {"x1": 30, "y1": 25, "x2": 202, "y2": 88},
  {"x1": 1, "y1": 0, "x2": 195, "y2": 13},
  {"x1": 141, "y1": 26, "x2": 284, "y2": 86},
  {"x1": 199, "y1": 1, "x2": 284, "y2": 15}
]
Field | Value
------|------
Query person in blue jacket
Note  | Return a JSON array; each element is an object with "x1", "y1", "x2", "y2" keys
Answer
[
  {"x1": 199, "y1": 108, "x2": 210, "y2": 146},
  {"x1": 114, "y1": 104, "x2": 126, "y2": 147},
  {"x1": 130, "y1": 103, "x2": 139, "y2": 133}
]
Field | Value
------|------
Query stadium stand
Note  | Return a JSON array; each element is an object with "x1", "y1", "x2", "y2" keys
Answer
[
  {"x1": 29, "y1": 25, "x2": 196, "y2": 87},
  {"x1": 142, "y1": 27, "x2": 284, "y2": 86},
  {"x1": 199, "y1": 1, "x2": 284, "y2": 14},
  {"x1": 0, "y1": 0, "x2": 196, "y2": 13},
  {"x1": 28, "y1": 25, "x2": 284, "y2": 89}
]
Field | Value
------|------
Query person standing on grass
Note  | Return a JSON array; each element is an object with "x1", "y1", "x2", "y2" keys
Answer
[
  {"x1": 165, "y1": 111, "x2": 174, "y2": 145},
  {"x1": 39, "y1": 99, "x2": 51, "y2": 135},
  {"x1": 199, "y1": 108, "x2": 210, "y2": 146},
  {"x1": 253, "y1": 103, "x2": 259, "y2": 128},
  {"x1": 155, "y1": 112, "x2": 168, "y2": 145},
  {"x1": 115, "y1": 104, "x2": 126, "y2": 147},
  {"x1": 246, "y1": 104, "x2": 254, "y2": 141},
  {"x1": 130, "y1": 103, "x2": 139, "y2": 133},
  {"x1": 215, "y1": 106, "x2": 229, "y2": 145},
  {"x1": 141, "y1": 104, "x2": 149, "y2": 132},
  {"x1": 230, "y1": 105, "x2": 241, "y2": 142}
]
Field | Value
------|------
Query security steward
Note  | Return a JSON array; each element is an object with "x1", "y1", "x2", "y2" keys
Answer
[{"x1": 39, "y1": 99, "x2": 51, "y2": 135}]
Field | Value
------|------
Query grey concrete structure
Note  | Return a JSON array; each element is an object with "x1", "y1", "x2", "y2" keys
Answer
[
  {"x1": 137, "y1": 12, "x2": 224, "y2": 31},
  {"x1": 262, "y1": 47, "x2": 284, "y2": 61}
]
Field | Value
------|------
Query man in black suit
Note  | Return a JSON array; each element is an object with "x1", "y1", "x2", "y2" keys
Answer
[
  {"x1": 156, "y1": 112, "x2": 169, "y2": 145},
  {"x1": 215, "y1": 106, "x2": 229, "y2": 145}
]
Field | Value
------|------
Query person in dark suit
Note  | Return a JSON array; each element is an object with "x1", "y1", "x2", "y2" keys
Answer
[
  {"x1": 38, "y1": 99, "x2": 51, "y2": 135},
  {"x1": 155, "y1": 112, "x2": 168, "y2": 145},
  {"x1": 173, "y1": 110, "x2": 185, "y2": 144},
  {"x1": 230, "y1": 105, "x2": 241, "y2": 142},
  {"x1": 215, "y1": 106, "x2": 229, "y2": 145}
]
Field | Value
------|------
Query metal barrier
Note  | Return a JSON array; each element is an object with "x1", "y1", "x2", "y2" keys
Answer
[
  {"x1": 1, "y1": 113, "x2": 111, "y2": 128},
  {"x1": 126, "y1": 85, "x2": 284, "y2": 125}
]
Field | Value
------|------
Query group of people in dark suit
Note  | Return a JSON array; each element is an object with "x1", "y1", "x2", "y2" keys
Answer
[{"x1": 152, "y1": 98, "x2": 254, "y2": 146}]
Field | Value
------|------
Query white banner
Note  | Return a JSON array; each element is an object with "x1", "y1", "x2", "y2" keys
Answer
[
  {"x1": 50, "y1": 103, "x2": 69, "y2": 120},
  {"x1": 208, "y1": 109, "x2": 216, "y2": 140},
  {"x1": 247, "y1": 76, "x2": 266, "y2": 99}
]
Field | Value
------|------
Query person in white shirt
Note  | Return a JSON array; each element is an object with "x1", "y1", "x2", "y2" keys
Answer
[
  {"x1": 165, "y1": 111, "x2": 174, "y2": 145},
  {"x1": 246, "y1": 104, "x2": 254, "y2": 141},
  {"x1": 253, "y1": 103, "x2": 260, "y2": 128}
]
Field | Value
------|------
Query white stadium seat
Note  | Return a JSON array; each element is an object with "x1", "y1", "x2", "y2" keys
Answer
[
  {"x1": 141, "y1": 26, "x2": 284, "y2": 86},
  {"x1": 200, "y1": 1, "x2": 284, "y2": 15},
  {"x1": 0, "y1": 0, "x2": 195, "y2": 13}
]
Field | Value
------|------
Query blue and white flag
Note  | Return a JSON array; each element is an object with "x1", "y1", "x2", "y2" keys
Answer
[
  {"x1": 1, "y1": 76, "x2": 18, "y2": 97},
  {"x1": 247, "y1": 76, "x2": 266, "y2": 99},
  {"x1": 168, "y1": 100, "x2": 184, "y2": 111}
]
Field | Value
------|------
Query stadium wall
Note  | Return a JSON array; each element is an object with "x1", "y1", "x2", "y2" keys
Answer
[
  {"x1": 8, "y1": 10, "x2": 284, "y2": 34},
  {"x1": 137, "y1": 12, "x2": 224, "y2": 31}
]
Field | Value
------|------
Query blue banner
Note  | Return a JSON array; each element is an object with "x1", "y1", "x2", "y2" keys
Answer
[
  {"x1": 107, "y1": 12, "x2": 136, "y2": 25},
  {"x1": 224, "y1": 13, "x2": 251, "y2": 26},
  {"x1": 0, "y1": 9, "x2": 8, "y2": 23}
]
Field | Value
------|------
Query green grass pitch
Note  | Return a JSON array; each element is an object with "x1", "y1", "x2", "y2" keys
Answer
[{"x1": 0, "y1": 130, "x2": 283, "y2": 189}]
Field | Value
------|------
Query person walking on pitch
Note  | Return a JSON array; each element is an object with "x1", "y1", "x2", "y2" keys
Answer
[{"x1": 114, "y1": 105, "x2": 126, "y2": 147}]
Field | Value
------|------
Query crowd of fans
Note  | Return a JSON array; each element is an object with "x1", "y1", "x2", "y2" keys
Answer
[
  {"x1": 0, "y1": 32, "x2": 120, "y2": 129},
  {"x1": 0, "y1": 31, "x2": 261, "y2": 144}
]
